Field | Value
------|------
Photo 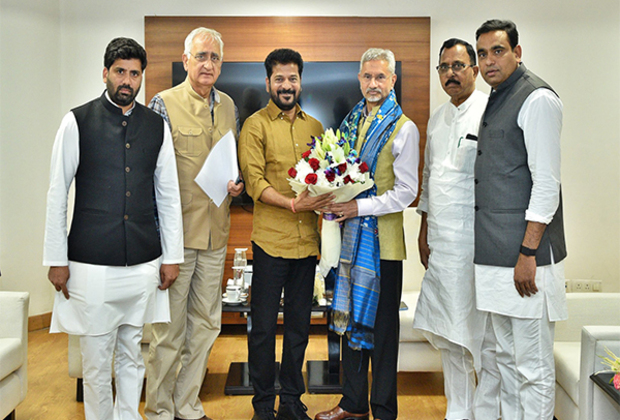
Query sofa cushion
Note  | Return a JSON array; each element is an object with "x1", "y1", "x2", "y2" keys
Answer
[
  {"x1": 554, "y1": 341, "x2": 581, "y2": 405},
  {"x1": 400, "y1": 291, "x2": 430, "y2": 342},
  {"x1": 0, "y1": 338, "x2": 23, "y2": 381}
]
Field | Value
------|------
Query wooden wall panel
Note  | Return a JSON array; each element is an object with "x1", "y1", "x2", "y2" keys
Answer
[
  {"x1": 145, "y1": 16, "x2": 429, "y2": 149},
  {"x1": 144, "y1": 17, "x2": 430, "y2": 324}
]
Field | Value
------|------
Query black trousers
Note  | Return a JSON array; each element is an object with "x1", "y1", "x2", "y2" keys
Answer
[
  {"x1": 248, "y1": 243, "x2": 317, "y2": 410},
  {"x1": 339, "y1": 260, "x2": 403, "y2": 420}
]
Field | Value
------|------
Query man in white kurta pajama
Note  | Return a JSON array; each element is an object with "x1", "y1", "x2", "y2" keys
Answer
[
  {"x1": 413, "y1": 38, "x2": 500, "y2": 420},
  {"x1": 474, "y1": 20, "x2": 568, "y2": 420},
  {"x1": 44, "y1": 38, "x2": 184, "y2": 420}
]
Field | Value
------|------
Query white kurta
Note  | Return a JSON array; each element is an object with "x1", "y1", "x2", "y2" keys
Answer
[
  {"x1": 44, "y1": 100, "x2": 184, "y2": 336},
  {"x1": 413, "y1": 90, "x2": 489, "y2": 368},
  {"x1": 475, "y1": 89, "x2": 567, "y2": 322}
]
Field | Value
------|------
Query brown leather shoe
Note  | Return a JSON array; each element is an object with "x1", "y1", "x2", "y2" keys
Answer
[{"x1": 314, "y1": 406, "x2": 369, "y2": 420}]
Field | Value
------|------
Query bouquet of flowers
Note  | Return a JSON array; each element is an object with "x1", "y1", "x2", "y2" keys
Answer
[
  {"x1": 288, "y1": 128, "x2": 374, "y2": 277},
  {"x1": 600, "y1": 347, "x2": 620, "y2": 390}
]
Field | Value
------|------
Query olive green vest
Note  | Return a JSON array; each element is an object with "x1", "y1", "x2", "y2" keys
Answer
[
  {"x1": 159, "y1": 79, "x2": 237, "y2": 250},
  {"x1": 356, "y1": 109, "x2": 410, "y2": 261}
]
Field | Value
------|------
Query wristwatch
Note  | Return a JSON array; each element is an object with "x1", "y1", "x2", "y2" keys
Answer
[{"x1": 520, "y1": 245, "x2": 537, "y2": 256}]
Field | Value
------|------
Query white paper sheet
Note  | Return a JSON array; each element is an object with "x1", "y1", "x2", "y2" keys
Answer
[{"x1": 194, "y1": 130, "x2": 239, "y2": 207}]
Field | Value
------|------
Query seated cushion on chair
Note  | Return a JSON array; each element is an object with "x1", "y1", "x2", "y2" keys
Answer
[
  {"x1": 554, "y1": 341, "x2": 581, "y2": 405},
  {"x1": 0, "y1": 338, "x2": 23, "y2": 381}
]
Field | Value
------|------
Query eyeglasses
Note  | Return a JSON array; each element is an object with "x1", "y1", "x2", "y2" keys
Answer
[
  {"x1": 436, "y1": 63, "x2": 473, "y2": 74},
  {"x1": 189, "y1": 52, "x2": 221, "y2": 64}
]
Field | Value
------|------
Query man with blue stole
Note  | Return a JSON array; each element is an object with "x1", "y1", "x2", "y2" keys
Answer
[{"x1": 315, "y1": 48, "x2": 419, "y2": 420}]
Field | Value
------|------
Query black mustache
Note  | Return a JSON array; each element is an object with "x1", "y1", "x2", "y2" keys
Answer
[
  {"x1": 445, "y1": 79, "x2": 461, "y2": 87},
  {"x1": 117, "y1": 85, "x2": 134, "y2": 94},
  {"x1": 278, "y1": 89, "x2": 295, "y2": 95}
]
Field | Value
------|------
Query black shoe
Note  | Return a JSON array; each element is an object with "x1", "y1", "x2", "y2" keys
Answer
[
  {"x1": 276, "y1": 400, "x2": 311, "y2": 420},
  {"x1": 252, "y1": 408, "x2": 277, "y2": 420}
]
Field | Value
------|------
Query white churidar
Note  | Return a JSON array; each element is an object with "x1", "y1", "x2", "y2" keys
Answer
[{"x1": 80, "y1": 324, "x2": 144, "y2": 420}]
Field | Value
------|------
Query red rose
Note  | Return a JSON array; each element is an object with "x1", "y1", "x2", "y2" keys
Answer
[
  {"x1": 305, "y1": 173, "x2": 318, "y2": 185},
  {"x1": 337, "y1": 163, "x2": 347, "y2": 174},
  {"x1": 344, "y1": 175, "x2": 353, "y2": 184},
  {"x1": 302, "y1": 150, "x2": 311, "y2": 159},
  {"x1": 325, "y1": 171, "x2": 336, "y2": 182},
  {"x1": 288, "y1": 167, "x2": 297, "y2": 178},
  {"x1": 308, "y1": 158, "x2": 320, "y2": 171},
  {"x1": 359, "y1": 162, "x2": 369, "y2": 173}
]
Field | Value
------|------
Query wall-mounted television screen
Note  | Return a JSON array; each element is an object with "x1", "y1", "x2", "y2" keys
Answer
[
  {"x1": 172, "y1": 61, "x2": 402, "y2": 131},
  {"x1": 171, "y1": 61, "x2": 402, "y2": 206}
]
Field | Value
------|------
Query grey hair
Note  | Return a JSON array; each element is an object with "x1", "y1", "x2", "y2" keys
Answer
[
  {"x1": 183, "y1": 27, "x2": 224, "y2": 58},
  {"x1": 360, "y1": 48, "x2": 396, "y2": 75}
]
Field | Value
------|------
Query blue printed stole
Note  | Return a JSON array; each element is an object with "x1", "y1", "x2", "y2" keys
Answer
[{"x1": 331, "y1": 90, "x2": 402, "y2": 350}]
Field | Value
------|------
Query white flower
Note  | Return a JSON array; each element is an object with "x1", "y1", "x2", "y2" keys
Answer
[
  {"x1": 331, "y1": 148, "x2": 345, "y2": 164},
  {"x1": 294, "y1": 159, "x2": 314, "y2": 182}
]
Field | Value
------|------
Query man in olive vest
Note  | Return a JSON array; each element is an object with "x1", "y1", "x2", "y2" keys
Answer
[
  {"x1": 44, "y1": 37, "x2": 184, "y2": 420},
  {"x1": 145, "y1": 27, "x2": 243, "y2": 420},
  {"x1": 315, "y1": 48, "x2": 419, "y2": 420},
  {"x1": 474, "y1": 19, "x2": 567, "y2": 420}
]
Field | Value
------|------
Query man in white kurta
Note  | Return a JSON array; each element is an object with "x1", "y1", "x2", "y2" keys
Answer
[
  {"x1": 474, "y1": 20, "x2": 568, "y2": 420},
  {"x1": 413, "y1": 38, "x2": 500, "y2": 420},
  {"x1": 43, "y1": 38, "x2": 184, "y2": 420}
]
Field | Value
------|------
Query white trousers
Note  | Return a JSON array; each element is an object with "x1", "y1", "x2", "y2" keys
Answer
[
  {"x1": 473, "y1": 315, "x2": 501, "y2": 420},
  {"x1": 145, "y1": 246, "x2": 226, "y2": 420},
  {"x1": 80, "y1": 324, "x2": 144, "y2": 420},
  {"x1": 491, "y1": 307, "x2": 556, "y2": 420},
  {"x1": 433, "y1": 335, "x2": 476, "y2": 420}
]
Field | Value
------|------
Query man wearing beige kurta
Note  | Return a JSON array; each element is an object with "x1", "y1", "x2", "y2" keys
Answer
[{"x1": 145, "y1": 27, "x2": 243, "y2": 420}]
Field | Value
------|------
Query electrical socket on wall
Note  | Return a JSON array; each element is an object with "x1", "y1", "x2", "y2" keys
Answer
[
  {"x1": 566, "y1": 279, "x2": 603, "y2": 293},
  {"x1": 573, "y1": 280, "x2": 585, "y2": 292}
]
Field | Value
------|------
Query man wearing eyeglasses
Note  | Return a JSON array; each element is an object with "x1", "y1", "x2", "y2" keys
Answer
[
  {"x1": 413, "y1": 38, "x2": 500, "y2": 420},
  {"x1": 474, "y1": 20, "x2": 567, "y2": 420},
  {"x1": 145, "y1": 27, "x2": 243, "y2": 420}
]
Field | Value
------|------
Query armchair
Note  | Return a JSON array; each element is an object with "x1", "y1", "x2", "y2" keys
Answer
[
  {"x1": 553, "y1": 292, "x2": 620, "y2": 420},
  {"x1": 0, "y1": 291, "x2": 29, "y2": 420}
]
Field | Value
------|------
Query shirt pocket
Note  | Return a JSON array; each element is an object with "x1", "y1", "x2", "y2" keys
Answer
[
  {"x1": 456, "y1": 138, "x2": 478, "y2": 174},
  {"x1": 175, "y1": 126, "x2": 203, "y2": 157}
]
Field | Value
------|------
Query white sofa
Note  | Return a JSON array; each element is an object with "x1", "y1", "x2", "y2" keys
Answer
[
  {"x1": 397, "y1": 208, "x2": 442, "y2": 372},
  {"x1": 68, "y1": 323, "x2": 153, "y2": 401},
  {"x1": 553, "y1": 292, "x2": 620, "y2": 420},
  {"x1": 0, "y1": 291, "x2": 29, "y2": 420}
]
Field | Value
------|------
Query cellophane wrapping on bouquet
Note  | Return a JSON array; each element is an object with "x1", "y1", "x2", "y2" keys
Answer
[{"x1": 287, "y1": 128, "x2": 373, "y2": 277}]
